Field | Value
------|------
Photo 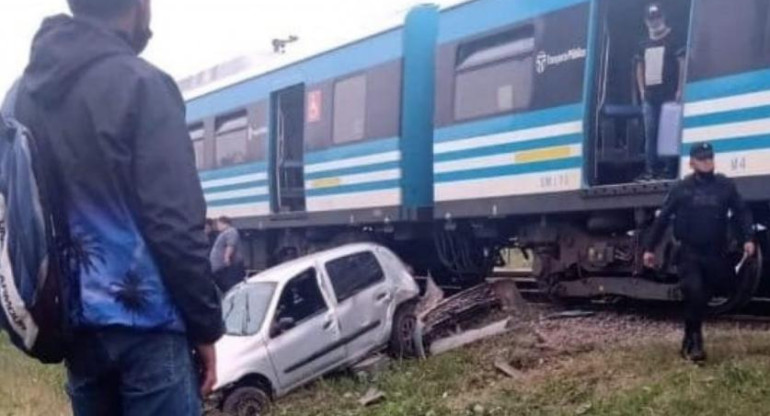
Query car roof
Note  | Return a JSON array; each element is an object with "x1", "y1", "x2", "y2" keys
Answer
[{"x1": 245, "y1": 243, "x2": 385, "y2": 285}]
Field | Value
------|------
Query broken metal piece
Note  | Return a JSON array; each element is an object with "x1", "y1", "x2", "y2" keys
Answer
[
  {"x1": 420, "y1": 283, "x2": 501, "y2": 342},
  {"x1": 414, "y1": 279, "x2": 528, "y2": 357},
  {"x1": 494, "y1": 360, "x2": 523, "y2": 379},
  {"x1": 545, "y1": 310, "x2": 596, "y2": 320},
  {"x1": 351, "y1": 354, "x2": 391, "y2": 381},
  {"x1": 358, "y1": 387, "x2": 386, "y2": 407},
  {"x1": 429, "y1": 318, "x2": 512, "y2": 356}
]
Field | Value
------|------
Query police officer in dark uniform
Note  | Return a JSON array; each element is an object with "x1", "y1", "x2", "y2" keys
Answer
[{"x1": 643, "y1": 142, "x2": 756, "y2": 362}]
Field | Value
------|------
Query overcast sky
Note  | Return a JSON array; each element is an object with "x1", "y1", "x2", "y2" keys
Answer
[{"x1": 1, "y1": 0, "x2": 462, "y2": 95}]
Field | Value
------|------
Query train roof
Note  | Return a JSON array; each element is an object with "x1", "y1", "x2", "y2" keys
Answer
[{"x1": 179, "y1": 0, "x2": 473, "y2": 103}]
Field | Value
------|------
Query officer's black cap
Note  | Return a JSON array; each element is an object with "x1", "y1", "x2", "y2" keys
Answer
[{"x1": 690, "y1": 142, "x2": 715, "y2": 160}]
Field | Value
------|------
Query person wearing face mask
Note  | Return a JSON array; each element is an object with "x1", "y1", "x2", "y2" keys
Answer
[
  {"x1": 642, "y1": 143, "x2": 756, "y2": 363},
  {"x1": 635, "y1": 3, "x2": 686, "y2": 180},
  {"x1": 8, "y1": 0, "x2": 224, "y2": 414}
]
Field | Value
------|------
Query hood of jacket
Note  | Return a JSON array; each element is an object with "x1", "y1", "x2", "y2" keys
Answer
[{"x1": 23, "y1": 14, "x2": 135, "y2": 107}]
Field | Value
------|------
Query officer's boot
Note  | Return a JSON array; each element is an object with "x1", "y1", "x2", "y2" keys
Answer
[
  {"x1": 680, "y1": 327, "x2": 694, "y2": 360},
  {"x1": 689, "y1": 329, "x2": 707, "y2": 363},
  {"x1": 680, "y1": 333, "x2": 692, "y2": 359}
]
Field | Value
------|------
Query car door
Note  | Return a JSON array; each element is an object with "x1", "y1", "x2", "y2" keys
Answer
[
  {"x1": 265, "y1": 267, "x2": 344, "y2": 391},
  {"x1": 324, "y1": 250, "x2": 392, "y2": 358}
]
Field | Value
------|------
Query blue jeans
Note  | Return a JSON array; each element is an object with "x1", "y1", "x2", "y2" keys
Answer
[
  {"x1": 643, "y1": 100, "x2": 662, "y2": 174},
  {"x1": 66, "y1": 329, "x2": 201, "y2": 416}
]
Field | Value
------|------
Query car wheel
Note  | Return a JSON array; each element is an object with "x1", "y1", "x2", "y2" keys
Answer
[
  {"x1": 222, "y1": 386, "x2": 270, "y2": 416},
  {"x1": 389, "y1": 302, "x2": 418, "y2": 359}
]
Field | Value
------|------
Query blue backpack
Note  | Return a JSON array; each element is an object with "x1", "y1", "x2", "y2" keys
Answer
[{"x1": 0, "y1": 81, "x2": 70, "y2": 364}]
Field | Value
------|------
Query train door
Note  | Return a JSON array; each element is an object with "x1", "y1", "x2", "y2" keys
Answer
[
  {"x1": 588, "y1": 0, "x2": 693, "y2": 186},
  {"x1": 271, "y1": 84, "x2": 307, "y2": 213}
]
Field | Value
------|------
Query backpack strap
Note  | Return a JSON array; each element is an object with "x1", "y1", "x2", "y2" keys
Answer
[{"x1": 13, "y1": 81, "x2": 73, "y2": 248}]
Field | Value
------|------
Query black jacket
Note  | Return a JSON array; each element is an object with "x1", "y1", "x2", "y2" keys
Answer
[
  {"x1": 644, "y1": 173, "x2": 753, "y2": 254},
  {"x1": 14, "y1": 15, "x2": 223, "y2": 344}
]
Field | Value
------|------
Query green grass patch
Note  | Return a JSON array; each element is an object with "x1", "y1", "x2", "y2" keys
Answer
[
  {"x1": 274, "y1": 329, "x2": 770, "y2": 416},
  {"x1": 0, "y1": 334, "x2": 68, "y2": 416},
  {"x1": 3, "y1": 329, "x2": 770, "y2": 415}
]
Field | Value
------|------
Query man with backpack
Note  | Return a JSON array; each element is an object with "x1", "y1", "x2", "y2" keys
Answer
[{"x1": 3, "y1": 0, "x2": 224, "y2": 414}]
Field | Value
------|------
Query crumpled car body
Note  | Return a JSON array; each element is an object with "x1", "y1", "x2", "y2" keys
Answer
[{"x1": 213, "y1": 243, "x2": 420, "y2": 405}]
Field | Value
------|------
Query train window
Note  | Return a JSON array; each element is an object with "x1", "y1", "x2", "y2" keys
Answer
[
  {"x1": 215, "y1": 111, "x2": 249, "y2": 168},
  {"x1": 454, "y1": 26, "x2": 535, "y2": 121},
  {"x1": 333, "y1": 74, "x2": 367, "y2": 144},
  {"x1": 189, "y1": 123, "x2": 205, "y2": 170},
  {"x1": 688, "y1": 0, "x2": 770, "y2": 81}
]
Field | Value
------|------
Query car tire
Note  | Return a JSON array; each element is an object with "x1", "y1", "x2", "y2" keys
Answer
[
  {"x1": 221, "y1": 385, "x2": 271, "y2": 416},
  {"x1": 388, "y1": 301, "x2": 418, "y2": 359}
]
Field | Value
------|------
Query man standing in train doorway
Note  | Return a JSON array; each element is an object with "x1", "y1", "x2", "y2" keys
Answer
[
  {"x1": 643, "y1": 143, "x2": 756, "y2": 363},
  {"x1": 635, "y1": 2, "x2": 687, "y2": 180}
]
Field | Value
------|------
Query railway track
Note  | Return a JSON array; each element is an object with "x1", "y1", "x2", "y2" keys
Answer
[{"x1": 488, "y1": 271, "x2": 770, "y2": 319}]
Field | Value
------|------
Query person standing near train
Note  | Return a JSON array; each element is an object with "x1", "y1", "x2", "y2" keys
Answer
[
  {"x1": 643, "y1": 143, "x2": 756, "y2": 362},
  {"x1": 210, "y1": 216, "x2": 247, "y2": 293},
  {"x1": 9, "y1": 0, "x2": 224, "y2": 414},
  {"x1": 635, "y1": 2, "x2": 686, "y2": 180}
]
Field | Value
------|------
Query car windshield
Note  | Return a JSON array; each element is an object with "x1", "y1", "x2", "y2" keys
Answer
[{"x1": 222, "y1": 282, "x2": 276, "y2": 336}]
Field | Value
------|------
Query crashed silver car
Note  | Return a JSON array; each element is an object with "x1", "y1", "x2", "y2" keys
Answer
[{"x1": 208, "y1": 243, "x2": 420, "y2": 415}]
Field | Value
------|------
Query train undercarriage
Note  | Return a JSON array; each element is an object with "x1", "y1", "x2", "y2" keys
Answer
[
  {"x1": 243, "y1": 202, "x2": 768, "y2": 316},
  {"x1": 517, "y1": 211, "x2": 766, "y2": 315}
]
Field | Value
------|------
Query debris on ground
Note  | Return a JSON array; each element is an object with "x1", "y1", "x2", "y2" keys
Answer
[
  {"x1": 493, "y1": 359, "x2": 523, "y2": 379},
  {"x1": 416, "y1": 275, "x2": 446, "y2": 316},
  {"x1": 351, "y1": 353, "x2": 390, "y2": 382},
  {"x1": 419, "y1": 283, "x2": 502, "y2": 335},
  {"x1": 490, "y1": 279, "x2": 531, "y2": 314},
  {"x1": 546, "y1": 310, "x2": 597, "y2": 320},
  {"x1": 358, "y1": 387, "x2": 386, "y2": 407},
  {"x1": 419, "y1": 280, "x2": 525, "y2": 340},
  {"x1": 430, "y1": 318, "x2": 513, "y2": 356},
  {"x1": 575, "y1": 402, "x2": 593, "y2": 415}
]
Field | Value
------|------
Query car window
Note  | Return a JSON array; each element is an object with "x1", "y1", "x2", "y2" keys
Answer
[
  {"x1": 325, "y1": 251, "x2": 385, "y2": 303},
  {"x1": 223, "y1": 282, "x2": 276, "y2": 336},
  {"x1": 272, "y1": 268, "x2": 328, "y2": 335}
]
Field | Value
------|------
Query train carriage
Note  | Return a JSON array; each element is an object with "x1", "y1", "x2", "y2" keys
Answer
[
  {"x1": 182, "y1": 0, "x2": 770, "y2": 312},
  {"x1": 184, "y1": 7, "x2": 439, "y2": 267}
]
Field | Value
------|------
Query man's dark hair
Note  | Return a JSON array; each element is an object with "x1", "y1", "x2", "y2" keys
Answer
[
  {"x1": 218, "y1": 216, "x2": 233, "y2": 226},
  {"x1": 67, "y1": 0, "x2": 137, "y2": 18}
]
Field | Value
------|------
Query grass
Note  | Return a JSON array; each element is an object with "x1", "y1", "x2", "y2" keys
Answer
[
  {"x1": 3, "y1": 328, "x2": 770, "y2": 416},
  {"x1": 0, "y1": 334, "x2": 68, "y2": 416},
  {"x1": 273, "y1": 327, "x2": 770, "y2": 416}
]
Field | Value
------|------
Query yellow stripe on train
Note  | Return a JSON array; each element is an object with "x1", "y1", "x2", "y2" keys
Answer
[
  {"x1": 514, "y1": 146, "x2": 573, "y2": 164},
  {"x1": 310, "y1": 177, "x2": 343, "y2": 189}
]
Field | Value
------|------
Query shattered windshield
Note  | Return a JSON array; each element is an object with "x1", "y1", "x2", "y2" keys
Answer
[{"x1": 222, "y1": 282, "x2": 276, "y2": 336}]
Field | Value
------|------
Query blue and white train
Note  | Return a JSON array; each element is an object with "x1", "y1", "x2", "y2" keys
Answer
[{"x1": 182, "y1": 0, "x2": 770, "y2": 313}]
